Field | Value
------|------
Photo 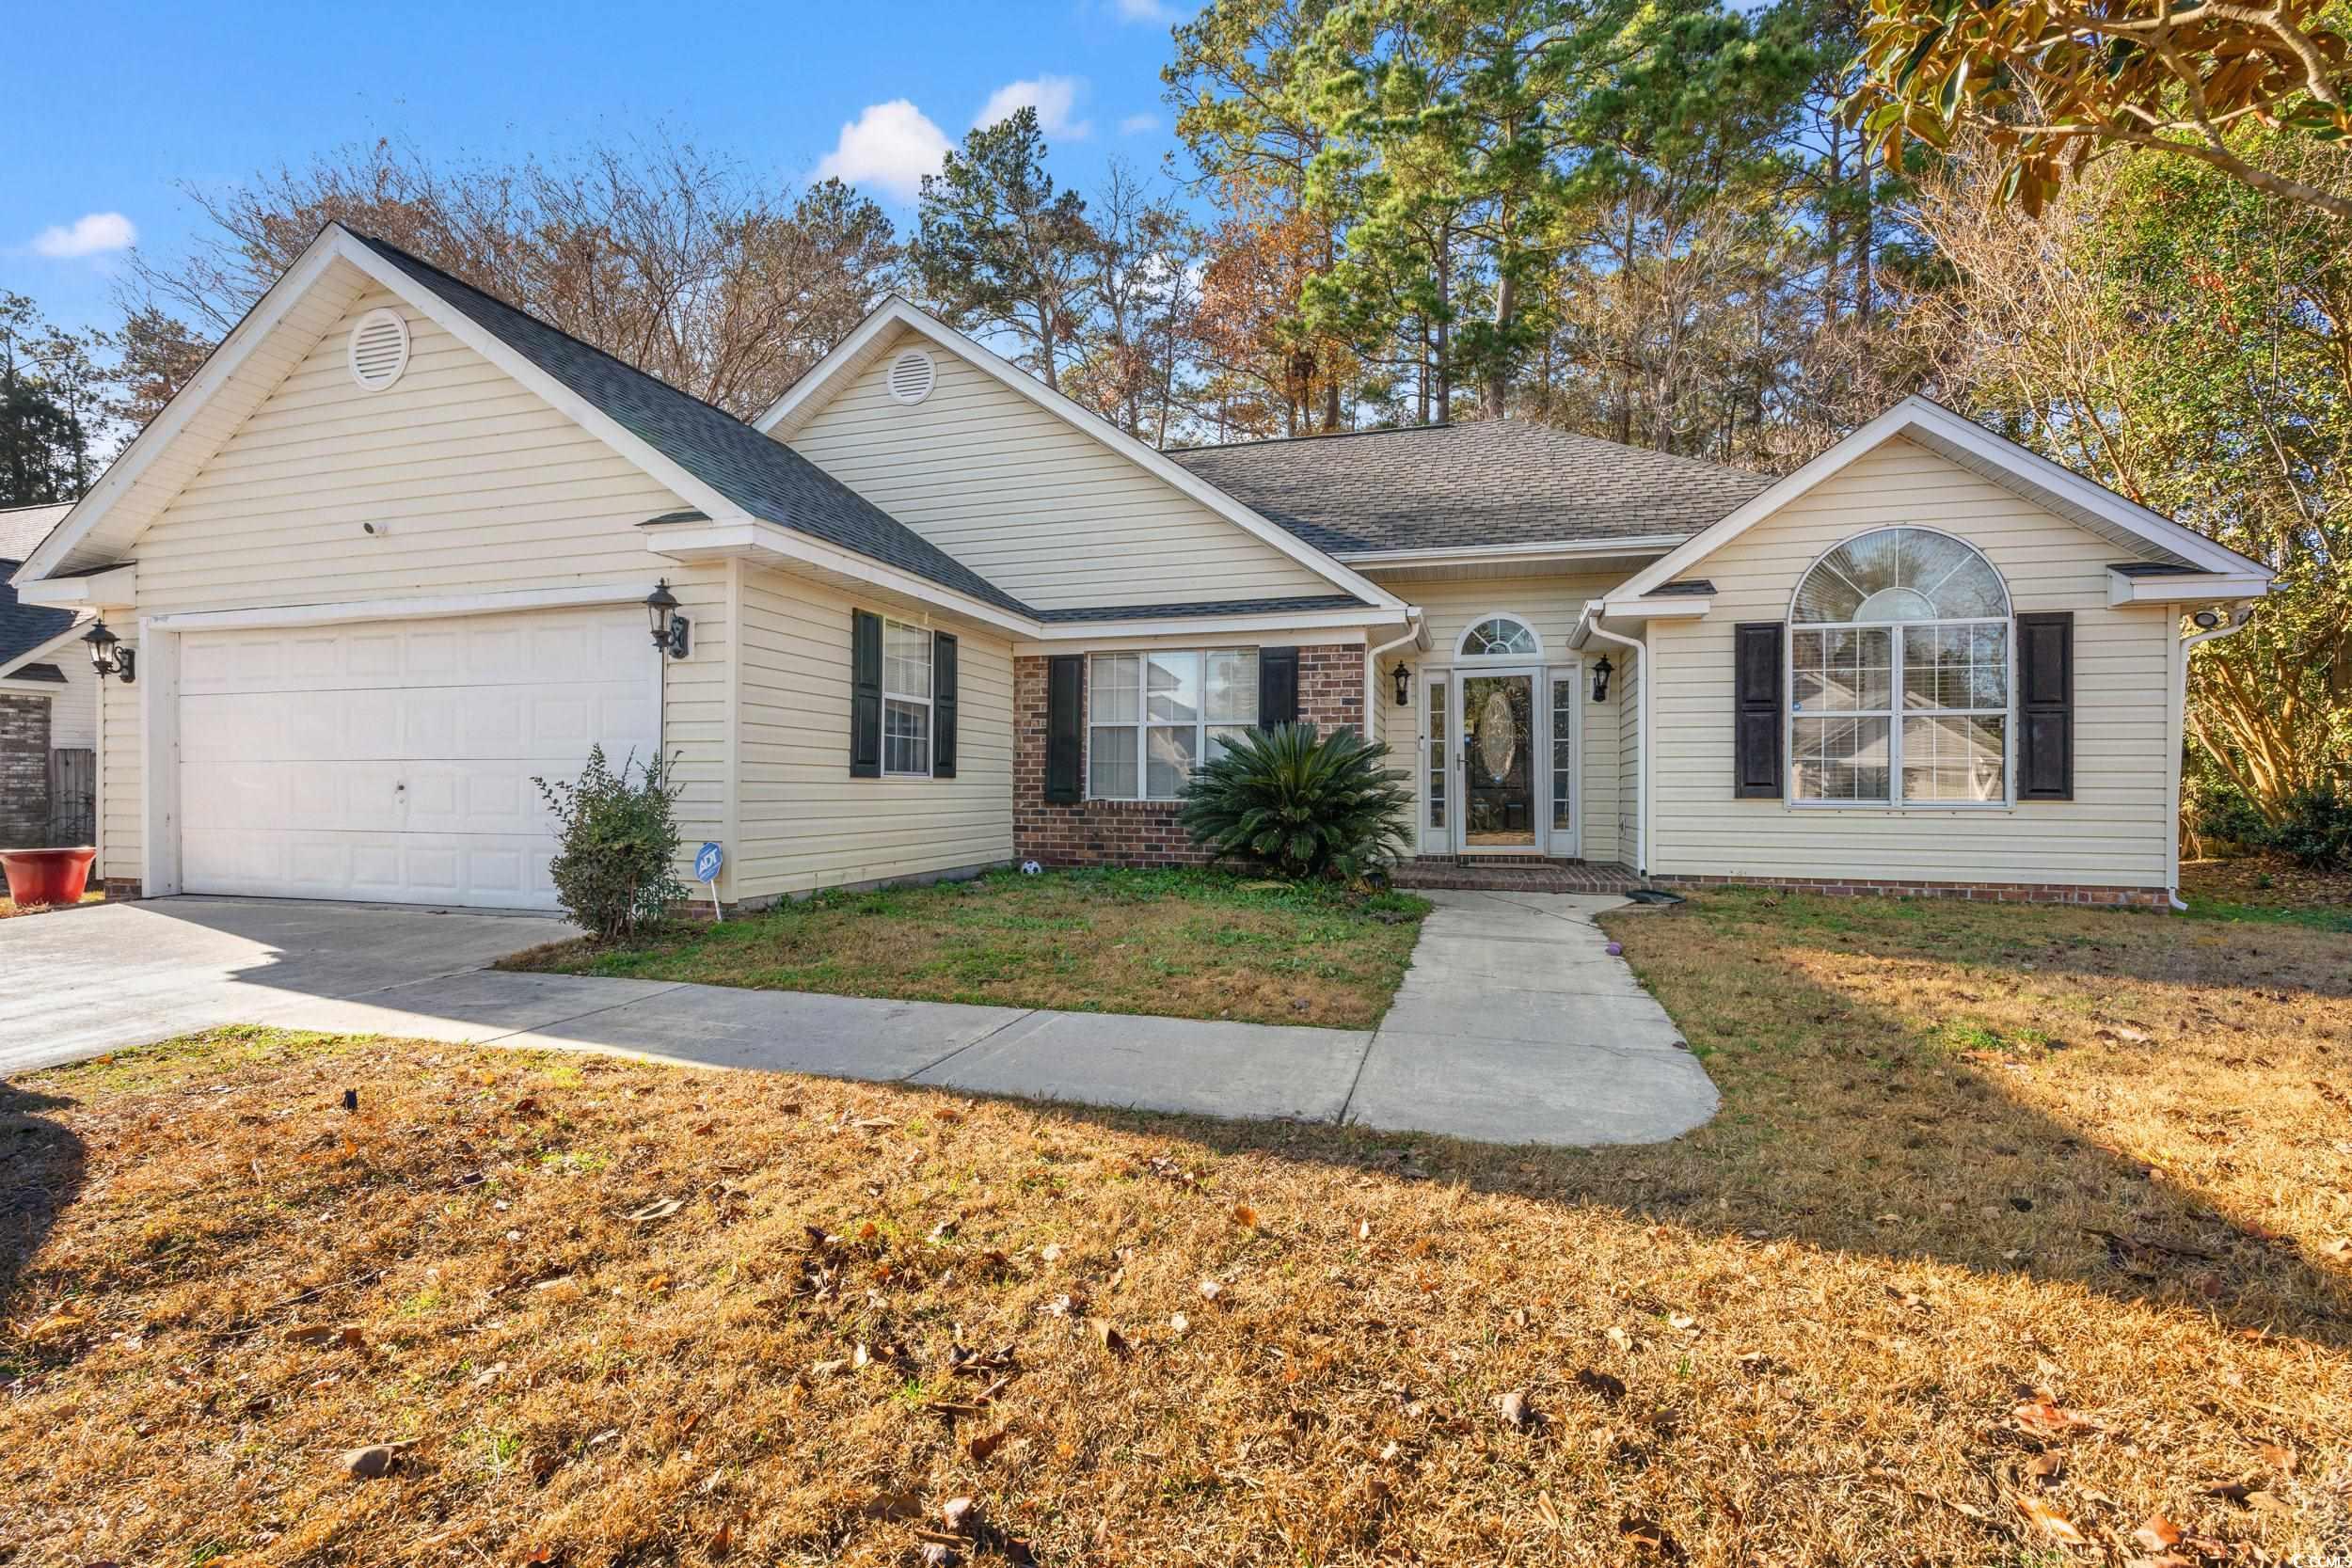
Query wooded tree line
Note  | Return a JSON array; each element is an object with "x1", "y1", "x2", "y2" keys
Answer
[{"x1": 4, "y1": 0, "x2": 2344, "y2": 824}]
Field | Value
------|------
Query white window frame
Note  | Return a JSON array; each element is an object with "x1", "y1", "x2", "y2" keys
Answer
[
  {"x1": 1454, "y1": 611, "x2": 1544, "y2": 660},
  {"x1": 1785, "y1": 528, "x2": 2014, "y2": 811},
  {"x1": 1086, "y1": 648, "x2": 1259, "y2": 801},
  {"x1": 882, "y1": 616, "x2": 934, "y2": 779}
]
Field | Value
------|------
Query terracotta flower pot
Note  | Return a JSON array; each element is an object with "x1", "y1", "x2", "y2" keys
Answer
[{"x1": 1, "y1": 846, "x2": 97, "y2": 908}]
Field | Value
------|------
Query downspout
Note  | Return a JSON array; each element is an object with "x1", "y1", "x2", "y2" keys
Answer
[
  {"x1": 1581, "y1": 618, "x2": 1647, "y2": 881},
  {"x1": 2168, "y1": 604, "x2": 2257, "y2": 911}
]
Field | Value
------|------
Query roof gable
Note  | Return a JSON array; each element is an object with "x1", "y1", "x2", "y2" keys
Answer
[
  {"x1": 754, "y1": 299, "x2": 1402, "y2": 612},
  {"x1": 1613, "y1": 397, "x2": 2273, "y2": 600}
]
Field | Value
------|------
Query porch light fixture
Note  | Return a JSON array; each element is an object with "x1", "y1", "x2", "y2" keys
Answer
[
  {"x1": 84, "y1": 619, "x2": 135, "y2": 684},
  {"x1": 644, "y1": 578, "x2": 691, "y2": 658},
  {"x1": 1391, "y1": 662, "x2": 1411, "y2": 706},
  {"x1": 1590, "y1": 655, "x2": 1613, "y2": 703}
]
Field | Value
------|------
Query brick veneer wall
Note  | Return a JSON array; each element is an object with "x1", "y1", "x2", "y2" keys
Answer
[
  {"x1": 1652, "y1": 873, "x2": 2171, "y2": 909},
  {"x1": 1013, "y1": 644, "x2": 1366, "y2": 868},
  {"x1": 0, "y1": 695, "x2": 52, "y2": 847}
]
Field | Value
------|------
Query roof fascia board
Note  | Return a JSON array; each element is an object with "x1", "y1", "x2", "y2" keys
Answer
[
  {"x1": 645, "y1": 517, "x2": 1040, "y2": 639},
  {"x1": 0, "y1": 676, "x2": 68, "y2": 696},
  {"x1": 13, "y1": 238, "x2": 357, "y2": 585},
  {"x1": 1340, "y1": 536, "x2": 1684, "y2": 567},
  {"x1": 2106, "y1": 568, "x2": 2272, "y2": 607},
  {"x1": 141, "y1": 582, "x2": 649, "y2": 634},
  {"x1": 14, "y1": 564, "x2": 135, "y2": 608},
  {"x1": 1614, "y1": 398, "x2": 2273, "y2": 599},
  {"x1": 1025, "y1": 606, "x2": 1407, "y2": 642},
  {"x1": 755, "y1": 299, "x2": 1407, "y2": 613},
  {"x1": 1598, "y1": 595, "x2": 1713, "y2": 619},
  {"x1": 0, "y1": 619, "x2": 93, "y2": 681}
]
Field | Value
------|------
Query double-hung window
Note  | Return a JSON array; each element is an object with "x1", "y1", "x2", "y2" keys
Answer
[
  {"x1": 1088, "y1": 649, "x2": 1259, "y2": 800},
  {"x1": 882, "y1": 618, "x2": 934, "y2": 777},
  {"x1": 1788, "y1": 527, "x2": 2011, "y2": 806}
]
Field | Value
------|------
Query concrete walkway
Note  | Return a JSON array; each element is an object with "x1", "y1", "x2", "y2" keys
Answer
[{"x1": 5, "y1": 890, "x2": 1718, "y2": 1148}]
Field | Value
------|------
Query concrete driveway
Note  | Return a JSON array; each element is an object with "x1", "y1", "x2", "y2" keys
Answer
[
  {"x1": 0, "y1": 897, "x2": 576, "y2": 1075},
  {"x1": 4, "y1": 890, "x2": 1718, "y2": 1148}
]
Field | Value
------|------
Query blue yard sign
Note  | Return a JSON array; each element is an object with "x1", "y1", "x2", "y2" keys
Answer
[{"x1": 694, "y1": 841, "x2": 723, "y2": 921}]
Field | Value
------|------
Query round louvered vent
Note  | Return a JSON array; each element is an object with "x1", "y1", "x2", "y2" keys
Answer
[
  {"x1": 886, "y1": 347, "x2": 936, "y2": 405},
  {"x1": 346, "y1": 309, "x2": 411, "y2": 390}
]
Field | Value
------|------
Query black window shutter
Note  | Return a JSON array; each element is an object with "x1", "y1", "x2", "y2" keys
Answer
[
  {"x1": 1258, "y1": 645, "x2": 1299, "y2": 730},
  {"x1": 2016, "y1": 611, "x2": 2074, "y2": 801},
  {"x1": 1733, "y1": 622, "x2": 1785, "y2": 799},
  {"x1": 932, "y1": 631, "x2": 959, "y2": 779},
  {"x1": 850, "y1": 610, "x2": 882, "y2": 778},
  {"x1": 1044, "y1": 654, "x2": 1083, "y2": 802}
]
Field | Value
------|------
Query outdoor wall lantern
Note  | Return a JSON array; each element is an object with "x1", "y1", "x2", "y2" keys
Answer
[
  {"x1": 1391, "y1": 662, "x2": 1411, "y2": 706},
  {"x1": 644, "y1": 579, "x2": 691, "y2": 658},
  {"x1": 84, "y1": 619, "x2": 135, "y2": 684},
  {"x1": 1590, "y1": 655, "x2": 1613, "y2": 703}
]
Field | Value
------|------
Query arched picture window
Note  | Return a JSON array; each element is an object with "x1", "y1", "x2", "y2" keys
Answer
[
  {"x1": 1788, "y1": 528, "x2": 2011, "y2": 805},
  {"x1": 1457, "y1": 615, "x2": 1540, "y2": 658}
]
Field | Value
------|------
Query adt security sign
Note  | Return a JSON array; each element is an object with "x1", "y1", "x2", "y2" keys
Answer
[{"x1": 694, "y1": 841, "x2": 724, "y2": 921}]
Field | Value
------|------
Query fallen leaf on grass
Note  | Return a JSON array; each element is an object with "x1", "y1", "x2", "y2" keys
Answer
[
  {"x1": 1197, "y1": 1278, "x2": 1224, "y2": 1305},
  {"x1": 2013, "y1": 1401, "x2": 2100, "y2": 1436},
  {"x1": 625, "y1": 1197, "x2": 686, "y2": 1224},
  {"x1": 2133, "y1": 1515, "x2": 2183, "y2": 1552},
  {"x1": 2015, "y1": 1496, "x2": 2087, "y2": 1545},
  {"x1": 21, "y1": 1304, "x2": 94, "y2": 1343},
  {"x1": 2256, "y1": 1442, "x2": 2297, "y2": 1474},
  {"x1": 809, "y1": 1357, "x2": 849, "y2": 1378},
  {"x1": 1091, "y1": 1320, "x2": 1130, "y2": 1355},
  {"x1": 940, "y1": 1496, "x2": 975, "y2": 1533},
  {"x1": 864, "y1": 1487, "x2": 925, "y2": 1521},
  {"x1": 337, "y1": 1441, "x2": 415, "y2": 1480},
  {"x1": 1230, "y1": 1204, "x2": 1258, "y2": 1229},
  {"x1": 1169, "y1": 1312, "x2": 1190, "y2": 1335},
  {"x1": 1494, "y1": 1388, "x2": 1531, "y2": 1427},
  {"x1": 1619, "y1": 1513, "x2": 1681, "y2": 1556},
  {"x1": 968, "y1": 1427, "x2": 1009, "y2": 1463}
]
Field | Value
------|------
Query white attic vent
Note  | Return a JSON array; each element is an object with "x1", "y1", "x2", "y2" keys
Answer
[
  {"x1": 886, "y1": 347, "x2": 936, "y2": 405},
  {"x1": 347, "y1": 308, "x2": 411, "y2": 390}
]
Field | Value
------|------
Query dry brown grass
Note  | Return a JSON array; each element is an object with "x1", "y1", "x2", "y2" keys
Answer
[
  {"x1": 0, "y1": 888, "x2": 103, "y2": 918},
  {"x1": 501, "y1": 868, "x2": 1431, "y2": 1030},
  {"x1": 2182, "y1": 854, "x2": 2352, "y2": 917},
  {"x1": 5, "y1": 890, "x2": 2350, "y2": 1567}
]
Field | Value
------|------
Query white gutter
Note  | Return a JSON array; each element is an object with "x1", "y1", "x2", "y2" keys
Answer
[
  {"x1": 2168, "y1": 604, "x2": 2258, "y2": 911},
  {"x1": 1581, "y1": 616, "x2": 1648, "y2": 879},
  {"x1": 1337, "y1": 535, "x2": 1685, "y2": 568}
]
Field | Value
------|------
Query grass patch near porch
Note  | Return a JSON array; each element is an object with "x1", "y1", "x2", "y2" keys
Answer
[{"x1": 500, "y1": 867, "x2": 1431, "y2": 1029}]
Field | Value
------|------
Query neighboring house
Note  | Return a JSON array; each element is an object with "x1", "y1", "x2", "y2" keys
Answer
[
  {"x1": 0, "y1": 502, "x2": 97, "y2": 847},
  {"x1": 8, "y1": 225, "x2": 2275, "y2": 913}
]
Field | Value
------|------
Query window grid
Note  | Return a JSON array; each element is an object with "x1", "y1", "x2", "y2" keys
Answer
[
  {"x1": 1088, "y1": 649, "x2": 1259, "y2": 801},
  {"x1": 1549, "y1": 674, "x2": 1574, "y2": 831},
  {"x1": 1789, "y1": 618, "x2": 2010, "y2": 805},
  {"x1": 882, "y1": 619, "x2": 933, "y2": 778},
  {"x1": 1425, "y1": 680, "x2": 1447, "y2": 831}
]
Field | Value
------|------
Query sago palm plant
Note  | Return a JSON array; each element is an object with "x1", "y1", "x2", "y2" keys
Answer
[{"x1": 1178, "y1": 722, "x2": 1412, "y2": 881}]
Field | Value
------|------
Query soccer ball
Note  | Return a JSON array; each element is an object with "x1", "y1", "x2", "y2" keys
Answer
[{"x1": 1020, "y1": 860, "x2": 1043, "y2": 876}]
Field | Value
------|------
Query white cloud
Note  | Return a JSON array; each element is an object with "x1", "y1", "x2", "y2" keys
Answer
[
  {"x1": 1118, "y1": 112, "x2": 1160, "y2": 136},
  {"x1": 975, "y1": 75, "x2": 1092, "y2": 141},
  {"x1": 813, "y1": 101, "x2": 954, "y2": 203},
  {"x1": 29, "y1": 212, "x2": 136, "y2": 259},
  {"x1": 1112, "y1": 0, "x2": 1172, "y2": 21}
]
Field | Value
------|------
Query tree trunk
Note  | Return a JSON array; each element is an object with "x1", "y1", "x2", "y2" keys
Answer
[{"x1": 1484, "y1": 269, "x2": 1516, "y2": 420}]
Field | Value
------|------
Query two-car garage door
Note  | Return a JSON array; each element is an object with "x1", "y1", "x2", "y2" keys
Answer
[{"x1": 178, "y1": 608, "x2": 659, "y2": 911}]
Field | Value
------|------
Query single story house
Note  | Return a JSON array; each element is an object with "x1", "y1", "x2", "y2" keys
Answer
[
  {"x1": 9, "y1": 225, "x2": 2274, "y2": 912},
  {"x1": 0, "y1": 501, "x2": 97, "y2": 847}
]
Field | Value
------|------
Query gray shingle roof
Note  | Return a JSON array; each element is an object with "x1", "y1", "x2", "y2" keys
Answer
[
  {"x1": 0, "y1": 502, "x2": 71, "y2": 565},
  {"x1": 351, "y1": 232, "x2": 1037, "y2": 618},
  {"x1": 1166, "y1": 421, "x2": 1772, "y2": 556},
  {"x1": 0, "y1": 566, "x2": 78, "y2": 674},
  {"x1": 1033, "y1": 594, "x2": 1367, "y2": 624}
]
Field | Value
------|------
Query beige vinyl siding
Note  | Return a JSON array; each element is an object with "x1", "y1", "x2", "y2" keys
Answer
[
  {"x1": 95, "y1": 286, "x2": 733, "y2": 890},
  {"x1": 786, "y1": 330, "x2": 1337, "y2": 610},
  {"x1": 41, "y1": 648, "x2": 97, "y2": 752},
  {"x1": 735, "y1": 566, "x2": 1014, "y2": 899},
  {"x1": 1648, "y1": 437, "x2": 2174, "y2": 889},
  {"x1": 1367, "y1": 571, "x2": 1629, "y2": 863}
]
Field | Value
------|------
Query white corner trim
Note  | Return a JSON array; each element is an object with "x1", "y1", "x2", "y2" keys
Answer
[
  {"x1": 752, "y1": 298, "x2": 1406, "y2": 613},
  {"x1": 2106, "y1": 568, "x2": 2272, "y2": 607},
  {"x1": 1614, "y1": 397, "x2": 2276, "y2": 601},
  {"x1": 141, "y1": 582, "x2": 653, "y2": 634},
  {"x1": 14, "y1": 564, "x2": 136, "y2": 606}
]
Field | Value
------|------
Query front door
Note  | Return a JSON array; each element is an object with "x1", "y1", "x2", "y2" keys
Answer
[{"x1": 1459, "y1": 669, "x2": 1537, "y2": 851}]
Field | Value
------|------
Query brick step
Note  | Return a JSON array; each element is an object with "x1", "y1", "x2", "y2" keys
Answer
[{"x1": 1391, "y1": 858, "x2": 1644, "y2": 895}]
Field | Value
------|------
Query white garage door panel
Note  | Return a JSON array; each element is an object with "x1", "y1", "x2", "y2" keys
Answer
[{"x1": 178, "y1": 608, "x2": 658, "y2": 911}]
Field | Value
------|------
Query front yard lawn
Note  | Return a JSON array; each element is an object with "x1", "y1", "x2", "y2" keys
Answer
[
  {"x1": 2181, "y1": 853, "x2": 2352, "y2": 932},
  {"x1": 5, "y1": 892, "x2": 2348, "y2": 1565},
  {"x1": 501, "y1": 867, "x2": 1431, "y2": 1029}
]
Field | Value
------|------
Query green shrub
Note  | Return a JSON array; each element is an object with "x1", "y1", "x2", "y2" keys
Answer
[
  {"x1": 2265, "y1": 785, "x2": 2352, "y2": 872},
  {"x1": 532, "y1": 746, "x2": 687, "y2": 940},
  {"x1": 1178, "y1": 722, "x2": 1411, "y2": 881}
]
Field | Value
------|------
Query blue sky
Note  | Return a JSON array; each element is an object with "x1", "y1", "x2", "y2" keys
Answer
[{"x1": 1, "y1": 0, "x2": 1196, "y2": 339}]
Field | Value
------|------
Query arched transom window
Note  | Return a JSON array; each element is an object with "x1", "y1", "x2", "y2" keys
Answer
[
  {"x1": 1458, "y1": 615, "x2": 1540, "y2": 658},
  {"x1": 1788, "y1": 527, "x2": 2011, "y2": 805}
]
